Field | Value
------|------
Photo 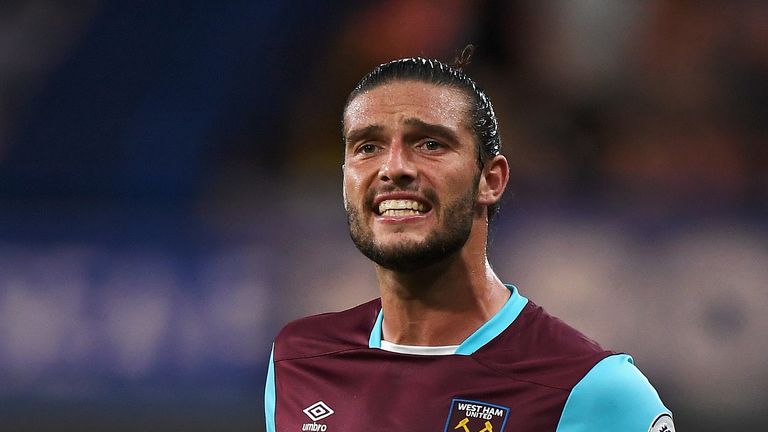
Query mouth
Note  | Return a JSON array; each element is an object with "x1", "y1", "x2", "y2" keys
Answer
[{"x1": 374, "y1": 199, "x2": 432, "y2": 217}]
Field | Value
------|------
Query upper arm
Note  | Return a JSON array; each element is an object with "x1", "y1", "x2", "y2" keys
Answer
[{"x1": 556, "y1": 354, "x2": 674, "y2": 432}]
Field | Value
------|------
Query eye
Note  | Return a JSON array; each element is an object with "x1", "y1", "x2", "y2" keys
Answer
[
  {"x1": 420, "y1": 140, "x2": 443, "y2": 151},
  {"x1": 357, "y1": 143, "x2": 378, "y2": 154}
]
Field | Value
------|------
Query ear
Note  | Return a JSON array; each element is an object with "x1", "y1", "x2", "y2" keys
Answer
[
  {"x1": 341, "y1": 164, "x2": 348, "y2": 210},
  {"x1": 476, "y1": 155, "x2": 509, "y2": 209}
]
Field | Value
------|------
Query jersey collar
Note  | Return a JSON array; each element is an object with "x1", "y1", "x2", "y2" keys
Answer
[{"x1": 368, "y1": 284, "x2": 529, "y2": 355}]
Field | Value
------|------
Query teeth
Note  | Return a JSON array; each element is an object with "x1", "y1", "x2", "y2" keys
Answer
[
  {"x1": 381, "y1": 209, "x2": 421, "y2": 216},
  {"x1": 378, "y1": 199, "x2": 427, "y2": 214}
]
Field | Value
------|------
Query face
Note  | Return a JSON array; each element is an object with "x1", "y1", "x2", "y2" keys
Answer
[{"x1": 342, "y1": 81, "x2": 482, "y2": 273}]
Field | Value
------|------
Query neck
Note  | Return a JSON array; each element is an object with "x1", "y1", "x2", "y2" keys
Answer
[{"x1": 375, "y1": 219, "x2": 510, "y2": 346}]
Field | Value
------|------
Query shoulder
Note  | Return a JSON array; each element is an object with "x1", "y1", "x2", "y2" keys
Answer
[
  {"x1": 515, "y1": 301, "x2": 606, "y2": 356},
  {"x1": 556, "y1": 354, "x2": 674, "y2": 432},
  {"x1": 272, "y1": 298, "x2": 381, "y2": 361},
  {"x1": 474, "y1": 300, "x2": 611, "y2": 389}
]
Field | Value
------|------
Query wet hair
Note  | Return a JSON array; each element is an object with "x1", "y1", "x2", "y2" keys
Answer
[{"x1": 343, "y1": 45, "x2": 503, "y2": 219}]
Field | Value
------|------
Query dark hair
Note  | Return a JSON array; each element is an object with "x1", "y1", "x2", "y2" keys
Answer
[{"x1": 342, "y1": 48, "x2": 503, "y2": 219}]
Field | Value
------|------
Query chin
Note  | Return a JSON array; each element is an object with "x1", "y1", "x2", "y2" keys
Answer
[{"x1": 374, "y1": 232, "x2": 430, "y2": 248}]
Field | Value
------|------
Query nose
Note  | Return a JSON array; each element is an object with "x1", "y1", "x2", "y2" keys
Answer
[{"x1": 379, "y1": 141, "x2": 417, "y2": 186}]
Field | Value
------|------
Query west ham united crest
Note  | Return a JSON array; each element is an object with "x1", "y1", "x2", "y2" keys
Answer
[{"x1": 444, "y1": 399, "x2": 509, "y2": 432}]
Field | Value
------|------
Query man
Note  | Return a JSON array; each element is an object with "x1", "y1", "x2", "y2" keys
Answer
[{"x1": 265, "y1": 54, "x2": 674, "y2": 432}]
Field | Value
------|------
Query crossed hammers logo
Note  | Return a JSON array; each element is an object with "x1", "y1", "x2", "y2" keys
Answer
[{"x1": 454, "y1": 418, "x2": 493, "y2": 432}]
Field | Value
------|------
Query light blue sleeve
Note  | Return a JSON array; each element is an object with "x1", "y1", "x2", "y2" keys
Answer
[
  {"x1": 265, "y1": 344, "x2": 276, "y2": 432},
  {"x1": 555, "y1": 354, "x2": 672, "y2": 432}
]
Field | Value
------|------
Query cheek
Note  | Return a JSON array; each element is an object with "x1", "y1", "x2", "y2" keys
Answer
[
  {"x1": 437, "y1": 165, "x2": 479, "y2": 193},
  {"x1": 343, "y1": 170, "x2": 366, "y2": 202}
]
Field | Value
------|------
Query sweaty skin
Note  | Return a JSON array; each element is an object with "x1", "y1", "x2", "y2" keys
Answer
[{"x1": 342, "y1": 81, "x2": 511, "y2": 347}]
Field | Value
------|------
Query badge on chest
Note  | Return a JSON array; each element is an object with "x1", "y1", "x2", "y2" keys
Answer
[{"x1": 444, "y1": 399, "x2": 510, "y2": 432}]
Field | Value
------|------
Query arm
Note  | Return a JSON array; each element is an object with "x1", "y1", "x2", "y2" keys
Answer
[{"x1": 556, "y1": 354, "x2": 674, "y2": 432}]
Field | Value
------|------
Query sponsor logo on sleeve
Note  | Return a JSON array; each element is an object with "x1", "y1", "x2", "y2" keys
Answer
[
  {"x1": 648, "y1": 413, "x2": 675, "y2": 432},
  {"x1": 444, "y1": 399, "x2": 510, "y2": 432},
  {"x1": 302, "y1": 401, "x2": 334, "y2": 431}
]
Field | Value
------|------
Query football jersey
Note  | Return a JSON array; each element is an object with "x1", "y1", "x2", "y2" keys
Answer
[{"x1": 265, "y1": 286, "x2": 673, "y2": 432}]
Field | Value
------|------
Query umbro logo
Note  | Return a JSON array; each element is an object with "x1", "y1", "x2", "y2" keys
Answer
[{"x1": 303, "y1": 401, "x2": 335, "y2": 421}]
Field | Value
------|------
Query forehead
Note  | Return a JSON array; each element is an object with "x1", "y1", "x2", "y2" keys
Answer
[{"x1": 343, "y1": 81, "x2": 472, "y2": 135}]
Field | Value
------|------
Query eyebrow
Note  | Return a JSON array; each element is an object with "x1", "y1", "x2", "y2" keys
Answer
[
  {"x1": 402, "y1": 118, "x2": 461, "y2": 143},
  {"x1": 344, "y1": 124, "x2": 384, "y2": 147},
  {"x1": 344, "y1": 118, "x2": 462, "y2": 148}
]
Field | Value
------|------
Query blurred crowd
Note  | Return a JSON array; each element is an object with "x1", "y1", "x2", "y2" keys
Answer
[
  {"x1": 0, "y1": 1, "x2": 766, "y2": 431},
  {"x1": 279, "y1": 0, "x2": 767, "y2": 213}
]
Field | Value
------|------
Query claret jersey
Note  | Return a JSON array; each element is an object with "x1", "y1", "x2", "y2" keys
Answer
[{"x1": 265, "y1": 286, "x2": 673, "y2": 432}]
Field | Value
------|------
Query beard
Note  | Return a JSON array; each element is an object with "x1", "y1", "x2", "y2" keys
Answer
[{"x1": 345, "y1": 183, "x2": 478, "y2": 273}]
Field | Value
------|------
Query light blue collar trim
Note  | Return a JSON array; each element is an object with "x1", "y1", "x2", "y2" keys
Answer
[
  {"x1": 368, "y1": 306, "x2": 384, "y2": 348},
  {"x1": 368, "y1": 284, "x2": 528, "y2": 355}
]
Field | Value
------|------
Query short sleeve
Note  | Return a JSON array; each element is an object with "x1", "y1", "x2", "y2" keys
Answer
[
  {"x1": 555, "y1": 354, "x2": 674, "y2": 432},
  {"x1": 264, "y1": 344, "x2": 276, "y2": 432}
]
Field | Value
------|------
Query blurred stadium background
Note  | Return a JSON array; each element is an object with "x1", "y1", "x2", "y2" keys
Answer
[{"x1": 1, "y1": 1, "x2": 766, "y2": 431}]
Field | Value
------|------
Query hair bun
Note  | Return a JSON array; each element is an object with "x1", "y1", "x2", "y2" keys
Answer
[{"x1": 452, "y1": 44, "x2": 475, "y2": 70}]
